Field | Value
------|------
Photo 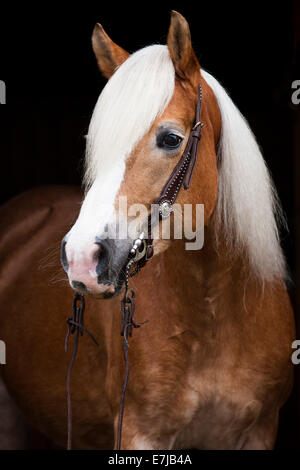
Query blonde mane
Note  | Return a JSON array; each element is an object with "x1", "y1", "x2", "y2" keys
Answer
[{"x1": 202, "y1": 69, "x2": 287, "y2": 281}]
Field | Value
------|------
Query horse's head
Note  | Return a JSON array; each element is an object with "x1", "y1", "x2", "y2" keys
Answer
[{"x1": 61, "y1": 11, "x2": 221, "y2": 298}]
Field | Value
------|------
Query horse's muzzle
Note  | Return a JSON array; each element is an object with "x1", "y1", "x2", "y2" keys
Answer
[{"x1": 60, "y1": 236, "x2": 129, "y2": 298}]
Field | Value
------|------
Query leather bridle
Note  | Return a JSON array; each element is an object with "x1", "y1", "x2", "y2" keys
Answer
[
  {"x1": 126, "y1": 84, "x2": 203, "y2": 275},
  {"x1": 65, "y1": 84, "x2": 204, "y2": 451}
]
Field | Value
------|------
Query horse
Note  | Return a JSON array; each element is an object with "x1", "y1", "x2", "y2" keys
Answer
[{"x1": 0, "y1": 11, "x2": 295, "y2": 450}]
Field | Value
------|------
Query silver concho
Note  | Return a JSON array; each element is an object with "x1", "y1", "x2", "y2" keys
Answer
[{"x1": 159, "y1": 201, "x2": 173, "y2": 219}]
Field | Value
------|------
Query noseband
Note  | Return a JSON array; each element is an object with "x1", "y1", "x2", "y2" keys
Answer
[{"x1": 65, "y1": 84, "x2": 204, "y2": 450}]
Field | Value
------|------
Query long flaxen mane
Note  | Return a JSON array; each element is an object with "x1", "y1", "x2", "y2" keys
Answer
[
  {"x1": 202, "y1": 70, "x2": 287, "y2": 281},
  {"x1": 84, "y1": 45, "x2": 286, "y2": 282}
]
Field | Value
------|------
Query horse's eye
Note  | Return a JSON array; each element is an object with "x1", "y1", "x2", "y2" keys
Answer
[{"x1": 157, "y1": 132, "x2": 183, "y2": 150}]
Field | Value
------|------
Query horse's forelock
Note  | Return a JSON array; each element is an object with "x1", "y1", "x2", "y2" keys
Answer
[{"x1": 84, "y1": 45, "x2": 175, "y2": 189}]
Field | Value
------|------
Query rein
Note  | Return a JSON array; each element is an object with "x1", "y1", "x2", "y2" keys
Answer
[
  {"x1": 64, "y1": 84, "x2": 203, "y2": 450},
  {"x1": 65, "y1": 293, "x2": 98, "y2": 450}
]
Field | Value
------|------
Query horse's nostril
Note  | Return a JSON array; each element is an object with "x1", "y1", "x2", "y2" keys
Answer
[
  {"x1": 71, "y1": 281, "x2": 87, "y2": 293},
  {"x1": 95, "y1": 238, "x2": 111, "y2": 278},
  {"x1": 92, "y1": 243, "x2": 103, "y2": 261},
  {"x1": 60, "y1": 238, "x2": 69, "y2": 272}
]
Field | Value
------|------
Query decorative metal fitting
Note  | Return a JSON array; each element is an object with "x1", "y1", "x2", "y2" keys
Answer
[
  {"x1": 159, "y1": 201, "x2": 173, "y2": 219},
  {"x1": 130, "y1": 232, "x2": 147, "y2": 262}
]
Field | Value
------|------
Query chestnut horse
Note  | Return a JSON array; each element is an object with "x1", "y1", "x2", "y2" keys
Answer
[{"x1": 0, "y1": 11, "x2": 295, "y2": 450}]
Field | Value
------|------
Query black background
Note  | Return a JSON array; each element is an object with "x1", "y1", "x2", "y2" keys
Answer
[{"x1": 0, "y1": 1, "x2": 299, "y2": 449}]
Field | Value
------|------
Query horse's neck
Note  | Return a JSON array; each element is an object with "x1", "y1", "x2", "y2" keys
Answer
[{"x1": 158, "y1": 227, "x2": 255, "y2": 324}]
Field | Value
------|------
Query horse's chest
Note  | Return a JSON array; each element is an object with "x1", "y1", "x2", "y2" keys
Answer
[
  {"x1": 129, "y1": 336, "x2": 262, "y2": 450},
  {"x1": 174, "y1": 377, "x2": 262, "y2": 449}
]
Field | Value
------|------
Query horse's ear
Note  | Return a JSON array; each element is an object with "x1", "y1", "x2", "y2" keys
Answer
[
  {"x1": 167, "y1": 11, "x2": 200, "y2": 85},
  {"x1": 92, "y1": 23, "x2": 130, "y2": 79}
]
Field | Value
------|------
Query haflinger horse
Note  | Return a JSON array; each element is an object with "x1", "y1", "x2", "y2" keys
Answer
[{"x1": 0, "y1": 11, "x2": 296, "y2": 450}]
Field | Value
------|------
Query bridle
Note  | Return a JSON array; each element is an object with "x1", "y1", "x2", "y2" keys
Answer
[
  {"x1": 65, "y1": 84, "x2": 204, "y2": 450},
  {"x1": 126, "y1": 84, "x2": 203, "y2": 273}
]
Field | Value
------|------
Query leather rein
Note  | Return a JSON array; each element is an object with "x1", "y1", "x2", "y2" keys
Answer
[{"x1": 65, "y1": 84, "x2": 203, "y2": 450}]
